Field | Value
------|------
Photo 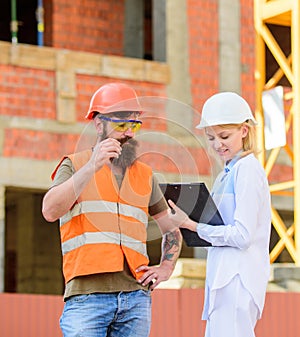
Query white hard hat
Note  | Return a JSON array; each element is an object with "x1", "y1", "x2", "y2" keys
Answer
[{"x1": 196, "y1": 92, "x2": 257, "y2": 129}]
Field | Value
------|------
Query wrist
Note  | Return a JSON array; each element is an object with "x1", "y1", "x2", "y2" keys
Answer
[
  {"x1": 185, "y1": 218, "x2": 197, "y2": 232},
  {"x1": 160, "y1": 259, "x2": 175, "y2": 272}
]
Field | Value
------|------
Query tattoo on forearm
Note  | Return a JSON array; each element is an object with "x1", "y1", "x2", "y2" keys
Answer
[{"x1": 161, "y1": 230, "x2": 181, "y2": 263}]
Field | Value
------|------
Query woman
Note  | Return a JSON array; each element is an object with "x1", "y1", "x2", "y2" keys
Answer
[{"x1": 168, "y1": 92, "x2": 271, "y2": 337}]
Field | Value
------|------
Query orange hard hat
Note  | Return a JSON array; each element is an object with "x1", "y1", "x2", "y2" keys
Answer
[{"x1": 85, "y1": 82, "x2": 141, "y2": 119}]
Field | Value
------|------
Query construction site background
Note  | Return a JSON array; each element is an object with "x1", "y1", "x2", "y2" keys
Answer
[{"x1": 0, "y1": 1, "x2": 299, "y2": 336}]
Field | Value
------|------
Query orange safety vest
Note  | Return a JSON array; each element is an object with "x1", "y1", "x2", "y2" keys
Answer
[{"x1": 52, "y1": 149, "x2": 153, "y2": 284}]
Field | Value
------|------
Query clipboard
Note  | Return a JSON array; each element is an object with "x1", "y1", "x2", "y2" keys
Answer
[{"x1": 159, "y1": 182, "x2": 224, "y2": 247}]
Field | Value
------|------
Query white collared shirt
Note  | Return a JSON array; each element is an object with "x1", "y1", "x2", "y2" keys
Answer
[{"x1": 197, "y1": 153, "x2": 271, "y2": 317}]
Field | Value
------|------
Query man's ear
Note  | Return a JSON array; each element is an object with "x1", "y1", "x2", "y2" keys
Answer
[{"x1": 94, "y1": 117, "x2": 103, "y2": 135}]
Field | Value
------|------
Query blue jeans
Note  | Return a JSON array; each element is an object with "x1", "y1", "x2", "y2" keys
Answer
[{"x1": 60, "y1": 290, "x2": 152, "y2": 337}]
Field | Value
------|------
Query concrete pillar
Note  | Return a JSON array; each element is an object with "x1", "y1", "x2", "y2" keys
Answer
[
  {"x1": 124, "y1": 0, "x2": 144, "y2": 58},
  {"x1": 166, "y1": 0, "x2": 193, "y2": 131},
  {"x1": 218, "y1": 0, "x2": 241, "y2": 92},
  {"x1": 153, "y1": 0, "x2": 166, "y2": 62}
]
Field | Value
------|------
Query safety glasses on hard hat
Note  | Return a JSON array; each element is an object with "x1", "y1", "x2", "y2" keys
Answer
[{"x1": 98, "y1": 115, "x2": 142, "y2": 132}]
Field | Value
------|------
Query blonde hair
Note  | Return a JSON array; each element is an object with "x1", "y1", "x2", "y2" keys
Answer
[{"x1": 219, "y1": 121, "x2": 259, "y2": 157}]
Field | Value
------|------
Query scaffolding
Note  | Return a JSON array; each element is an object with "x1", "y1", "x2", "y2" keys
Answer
[{"x1": 254, "y1": 0, "x2": 300, "y2": 264}]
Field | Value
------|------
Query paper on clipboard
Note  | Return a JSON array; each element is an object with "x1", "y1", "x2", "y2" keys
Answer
[{"x1": 159, "y1": 182, "x2": 224, "y2": 247}]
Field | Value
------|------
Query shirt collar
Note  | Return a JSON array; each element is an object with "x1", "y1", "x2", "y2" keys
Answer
[{"x1": 224, "y1": 152, "x2": 242, "y2": 173}]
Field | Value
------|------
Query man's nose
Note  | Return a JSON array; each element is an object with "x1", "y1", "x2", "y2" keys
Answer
[{"x1": 124, "y1": 128, "x2": 134, "y2": 137}]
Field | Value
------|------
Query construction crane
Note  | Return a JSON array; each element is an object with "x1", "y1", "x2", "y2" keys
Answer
[{"x1": 254, "y1": 0, "x2": 300, "y2": 264}]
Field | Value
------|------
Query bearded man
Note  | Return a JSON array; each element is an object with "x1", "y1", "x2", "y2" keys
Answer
[{"x1": 42, "y1": 82, "x2": 182, "y2": 337}]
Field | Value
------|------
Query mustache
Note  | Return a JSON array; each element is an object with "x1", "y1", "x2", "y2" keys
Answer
[{"x1": 118, "y1": 137, "x2": 138, "y2": 147}]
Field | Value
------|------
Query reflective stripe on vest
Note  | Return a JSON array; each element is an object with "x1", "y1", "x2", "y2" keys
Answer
[
  {"x1": 62, "y1": 231, "x2": 147, "y2": 257},
  {"x1": 60, "y1": 200, "x2": 148, "y2": 227}
]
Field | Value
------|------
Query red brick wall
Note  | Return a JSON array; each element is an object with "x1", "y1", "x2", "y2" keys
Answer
[
  {"x1": 2, "y1": 129, "x2": 79, "y2": 161},
  {"x1": 0, "y1": 65, "x2": 56, "y2": 119},
  {"x1": 187, "y1": 0, "x2": 219, "y2": 118},
  {"x1": 0, "y1": 65, "x2": 210, "y2": 176},
  {"x1": 0, "y1": 2, "x2": 290, "y2": 182},
  {"x1": 187, "y1": 0, "x2": 256, "y2": 111},
  {"x1": 1, "y1": 128, "x2": 211, "y2": 176},
  {"x1": 51, "y1": 0, "x2": 125, "y2": 55},
  {"x1": 240, "y1": 0, "x2": 256, "y2": 108},
  {"x1": 0, "y1": 70, "x2": 168, "y2": 160}
]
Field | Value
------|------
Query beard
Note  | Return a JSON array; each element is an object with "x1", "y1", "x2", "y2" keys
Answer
[
  {"x1": 99, "y1": 128, "x2": 138, "y2": 171},
  {"x1": 111, "y1": 136, "x2": 138, "y2": 170}
]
